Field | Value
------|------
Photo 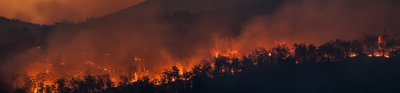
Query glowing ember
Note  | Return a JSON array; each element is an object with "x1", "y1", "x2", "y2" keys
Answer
[
  {"x1": 212, "y1": 49, "x2": 240, "y2": 58},
  {"x1": 375, "y1": 54, "x2": 382, "y2": 57},
  {"x1": 350, "y1": 53, "x2": 358, "y2": 58},
  {"x1": 378, "y1": 35, "x2": 382, "y2": 44}
]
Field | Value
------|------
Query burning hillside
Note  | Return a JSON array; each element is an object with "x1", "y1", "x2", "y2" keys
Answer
[
  {"x1": 0, "y1": 0, "x2": 399, "y2": 93},
  {"x1": 12, "y1": 34, "x2": 400, "y2": 93}
]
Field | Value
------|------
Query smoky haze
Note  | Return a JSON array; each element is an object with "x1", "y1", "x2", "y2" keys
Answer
[
  {"x1": 0, "y1": 0, "x2": 145, "y2": 24},
  {"x1": 1, "y1": 0, "x2": 399, "y2": 90}
]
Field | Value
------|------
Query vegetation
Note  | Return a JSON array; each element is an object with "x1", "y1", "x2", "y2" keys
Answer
[
  {"x1": 0, "y1": 17, "x2": 50, "y2": 62},
  {"x1": 12, "y1": 34, "x2": 400, "y2": 93}
]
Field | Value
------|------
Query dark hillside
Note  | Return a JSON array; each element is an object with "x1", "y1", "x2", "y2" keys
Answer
[{"x1": 0, "y1": 17, "x2": 50, "y2": 61}]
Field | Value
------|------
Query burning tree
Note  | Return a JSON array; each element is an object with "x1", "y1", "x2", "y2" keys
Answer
[{"x1": 12, "y1": 34, "x2": 400, "y2": 93}]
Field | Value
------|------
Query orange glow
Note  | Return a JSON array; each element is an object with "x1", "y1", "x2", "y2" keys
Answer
[
  {"x1": 374, "y1": 52, "x2": 383, "y2": 57},
  {"x1": 377, "y1": 35, "x2": 382, "y2": 44},
  {"x1": 179, "y1": 70, "x2": 184, "y2": 75},
  {"x1": 212, "y1": 49, "x2": 240, "y2": 58},
  {"x1": 350, "y1": 53, "x2": 358, "y2": 58},
  {"x1": 130, "y1": 72, "x2": 138, "y2": 83},
  {"x1": 2, "y1": 0, "x2": 399, "y2": 92},
  {"x1": 17, "y1": 39, "x2": 400, "y2": 92},
  {"x1": 155, "y1": 82, "x2": 160, "y2": 86},
  {"x1": 33, "y1": 88, "x2": 38, "y2": 93},
  {"x1": 110, "y1": 77, "x2": 120, "y2": 87},
  {"x1": 0, "y1": 0, "x2": 145, "y2": 24}
]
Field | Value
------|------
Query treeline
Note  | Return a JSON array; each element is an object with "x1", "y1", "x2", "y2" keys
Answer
[
  {"x1": 14, "y1": 34, "x2": 400, "y2": 93},
  {"x1": 0, "y1": 17, "x2": 51, "y2": 62}
]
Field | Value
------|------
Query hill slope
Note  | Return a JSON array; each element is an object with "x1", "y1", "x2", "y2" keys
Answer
[{"x1": 0, "y1": 17, "x2": 50, "y2": 61}]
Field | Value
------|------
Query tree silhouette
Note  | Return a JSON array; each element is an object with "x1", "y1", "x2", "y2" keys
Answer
[{"x1": 12, "y1": 34, "x2": 400, "y2": 93}]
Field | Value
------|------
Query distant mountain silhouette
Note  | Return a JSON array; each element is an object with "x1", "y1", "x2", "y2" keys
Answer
[
  {"x1": 0, "y1": 0, "x2": 287, "y2": 64},
  {"x1": 45, "y1": 0, "x2": 287, "y2": 60},
  {"x1": 0, "y1": 17, "x2": 50, "y2": 61}
]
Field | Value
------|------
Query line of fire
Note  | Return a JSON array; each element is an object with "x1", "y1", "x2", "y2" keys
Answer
[
  {"x1": 1, "y1": 0, "x2": 399, "y2": 93},
  {"x1": 12, "y1": 34, "x2": 400, "y2": 93}
]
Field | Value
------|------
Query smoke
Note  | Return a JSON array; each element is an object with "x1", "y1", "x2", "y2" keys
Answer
[
  {"x1": 234, "y1": 0, "x2": 400, "y2": 53},
  {"x1": 1, "y1": 0, "x2": 399, "y2": 90},
  {"x1": 0, "y1": 0, "x2": 145, "y2": 24}
]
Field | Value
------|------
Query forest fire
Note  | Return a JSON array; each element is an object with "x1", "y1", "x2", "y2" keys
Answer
[
  {"x1": 212, "y1": 49, "x2": 239, "y2": 58},
  {"x1": 350, "y1": 53, "x2": 358, "y2": 58},
  {"x1": 12, "y1": 34, "x2": 398, "y2": 93},
  {"x1": 0, "y1": 0, "x2": 399, "y2": 93}
]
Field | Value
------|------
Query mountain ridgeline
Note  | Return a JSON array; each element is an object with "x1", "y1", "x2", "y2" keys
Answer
[
  {"x1": 0, "y1": 0, "x2": 400, "y2": 93},
  {"x1": 0, "y1": 17, "x2": 50, "y2": 61}
]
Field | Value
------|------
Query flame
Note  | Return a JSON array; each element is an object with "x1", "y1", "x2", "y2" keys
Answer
[
  {"x1": 33, "y1": 88, "x2": 38, "y2": 93},
  {"x1": 212, "y1": 49, "x2": 240, "y2": 58},
  {"x1": 130, "y1": 72, "x2": 138, "y2": 82},
  {"x1": 295, "y1": 61, "x2": 300, "y2": 64},
  {"x1": 110, "y1": 77, "x2": 120, "y2": 87},
  {"x1": 17, "y1": 34, "x2": 400, "y2": 92},
  {"x1": 378, "y1": 35, "x2": 382, "y2": 44},
  {"x1": 350, "y1": 53, "x2": 358, "y2": 58},
  {"x1": 374, "y1": 52, "x2": 382, "y2": 57},
  {"x1": 179, "y1": 69, "x2": 184, "y2": 75}
]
